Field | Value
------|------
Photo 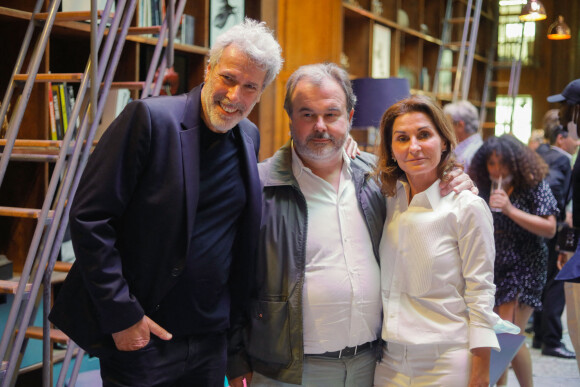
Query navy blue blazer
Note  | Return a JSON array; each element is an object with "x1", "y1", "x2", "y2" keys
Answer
[{"x1": 49, "y1": 84, "x2": 261, "y2": 356}]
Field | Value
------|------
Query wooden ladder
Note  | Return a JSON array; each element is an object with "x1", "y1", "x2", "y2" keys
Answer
[
  {"x1": 432, "y1": 0, "x2": 483, "y2": 102},
  {"x1": 0, "y1": 0, "x2": 185, "y2": 386}
]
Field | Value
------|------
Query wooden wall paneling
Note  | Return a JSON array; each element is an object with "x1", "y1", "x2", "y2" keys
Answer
[{"x1": 258, "y1": 0, "x2": 342, "y2": 160}]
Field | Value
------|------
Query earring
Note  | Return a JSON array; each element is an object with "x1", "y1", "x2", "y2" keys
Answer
[{"x1": 392, "y1": 157, "x2": 397, "y2": 163}]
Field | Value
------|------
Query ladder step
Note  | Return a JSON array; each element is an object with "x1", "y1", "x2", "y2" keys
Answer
[
  {"x1": 14, "y1": 73, "x2": 83, "y2": 83},
  {"x1": 34, "y1": 10, "x2": 110, "y2": 22},
  {"x1": 493, "y1": 61, "x2": 514, "y2": 68},
  {"x1": 444, "y1": 42, "x2": 471, "y2": 49},
  {"x1": 110, "y1": 81, "x2": 145, "y2": 89},
  {"x1": 482, "y1": 122, "x2": 496, "y2": 129},
  {"x1": 485, "y1": 101, "x2": 497, "y2": 108},
  {"x1": 447, "y1": 17, "x2": 473, "y2": 24},
  {"x1": 0, "y1": 206, "x2": 54, "y2": 221},
  {"x1": 126, "y1": 26, "x2": 162, "y2": 35},
  {"x1": 0, "y1": 280, "x2": 32, "y2": 294},
  {"x1": 0, "y1": 152, "x2": 59, "y2": 162},
  {"x1": 0, "y1": 139, "x2": 62, "y2": 148},
  {"x1": 22, "y1": 326, "x2": 69, "y2": 345},
  {"x1": 437, "y1": 67, "x2": 458, "y2": 72},
  {"x1": 53, "y1": 261, "x2": 72, "y2": 273},
  {"x1": 489, "y1": 81, "x2": 510, "y2": 88}
]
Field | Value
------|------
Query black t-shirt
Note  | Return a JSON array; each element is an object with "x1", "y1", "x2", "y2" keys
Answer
[{"x1": 153, "y1": 122, "x2": 247, "y2": 336}]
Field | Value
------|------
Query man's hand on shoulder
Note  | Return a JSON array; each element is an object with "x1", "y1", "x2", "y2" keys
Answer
[
  {"x1": 112, "y1": 315, "x2": 172, "y2": 351},
  {"x1": 439, "y1": 167, "x2": 478, "y2": 196},
  {"x1": 344, "y1": 135, "x2": 361, "y2": 159}
]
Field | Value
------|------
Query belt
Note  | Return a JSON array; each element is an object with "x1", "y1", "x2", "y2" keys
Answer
[{"x1": 306, "y1": 340, "x2": 377, "y2": 359}]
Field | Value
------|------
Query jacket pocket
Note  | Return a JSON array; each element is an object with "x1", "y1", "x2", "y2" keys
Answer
[{"x1": 246, "y1": 299, "x2": 292, "y2": 366}]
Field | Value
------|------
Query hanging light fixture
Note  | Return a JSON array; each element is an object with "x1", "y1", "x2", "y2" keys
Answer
[
  {"x1": 547, "y1": 15, "x2": 571, "y2": 40},
  {"x1": 519, "y1": 0, "x2": 547, "y2": 22}
]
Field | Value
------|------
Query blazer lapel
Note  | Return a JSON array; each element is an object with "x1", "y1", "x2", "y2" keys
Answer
[
  {"x1": 180, "y1": 86, "x2": 203, "y2": 255},
  {"x1": 237, "y1": 123, "x2": 261, "y2": 227}
]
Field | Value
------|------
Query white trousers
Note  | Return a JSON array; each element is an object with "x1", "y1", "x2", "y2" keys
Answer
[{"x1": 373, "y1": 342, "x2": 471, "y2": 387}]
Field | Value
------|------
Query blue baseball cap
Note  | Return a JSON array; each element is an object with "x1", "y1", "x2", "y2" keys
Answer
[{"x1": 547, "y1": 79, "x2": 580, "y2": 105}]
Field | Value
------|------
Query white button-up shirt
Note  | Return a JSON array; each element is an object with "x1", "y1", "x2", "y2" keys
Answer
[
  {"x1": 291, "y1": 146, "x2": 382, "y2": 354},
  {"x1": 380, "y1": 179, "x2": 500, "y2": 350}
]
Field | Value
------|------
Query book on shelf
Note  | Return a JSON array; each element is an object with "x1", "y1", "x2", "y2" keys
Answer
[
  {"x1": 58, "y1": 84, "x2": 69, "y2": 135},
  {"x1": 48, "y1": 82, "x2": 79, "y2": 140},
  {"x1": 61, "y1": 0, "x2": 115, "y2": 13},
  {"x1": 181, "y1": 14, "x2": 195, "y2": 45},
  {"x1": 47, "y1": 82, "x2": 58, "y2": 141},
  {"x1": 96, "y1": 88, "x2": 132, "y2": 141},
  {"x1": 51, "y1": 84, "x2": 64, "y2": 140},
  {"x1": 67, "y1": 84, "x2": 80, "y2": 130}
]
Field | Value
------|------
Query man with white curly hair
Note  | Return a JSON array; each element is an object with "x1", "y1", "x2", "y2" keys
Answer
[
  {"x1": 443, "y1": 100, "x2": 482, "y2": 172},
  {"x1": 49, "y1": 19, "x2": 282, "y2": 386}
]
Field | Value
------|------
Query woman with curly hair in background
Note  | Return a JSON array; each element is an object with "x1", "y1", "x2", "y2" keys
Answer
[{"x1": 469, "y1": 134, "x2": 558, "y2": 387}]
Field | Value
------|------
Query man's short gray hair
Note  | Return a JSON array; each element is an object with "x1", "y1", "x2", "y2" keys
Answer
[
  {"x1": 443, "y1": 100, "x2": 479, "y2": 135},
  {"x1": 207, "y1": 18, "x2": 283, "y2": 89},
  {"x1": 284, "y1": 63, "x2": 356, "y2": 116}
]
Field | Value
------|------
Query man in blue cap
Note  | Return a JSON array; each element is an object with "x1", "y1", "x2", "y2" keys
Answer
[{"x1": 549, "y1": 78, "x2": 580, "y2": 372}]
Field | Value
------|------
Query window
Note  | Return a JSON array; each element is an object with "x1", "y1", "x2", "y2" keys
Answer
[
  {"x1": 495, "y1": 94, "x2": 533, "y2": 144},
  {"x1": 497, "y1": 0, "x2": 536, "y2": 65}
]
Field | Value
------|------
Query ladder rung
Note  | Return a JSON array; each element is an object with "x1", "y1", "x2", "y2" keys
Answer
[
  {"x1": 481, "y1": 122, "x2": 496, "y2": 129},
  {"x1": 493, "y1": 61, "x2": 514, "y2": 68},
  {"x1": 110, "y1": 81, "x2": 145, "y2": 89},
  {"x1": 13, "y1": 73, "x2": 83, "y2": 83},
  {"x1": 21, "y1": 327, "x2": 69, "y2": 345},
  {"x1": 0, "y1": 280, "x2": 32, "y2": 294},
  {"x1": 438, "y1": 67, "x2": 458, "y2": 72},
  {"x1": 485, "y1": 101, "x2": 497, "y2": 108},
  {"x1": 0, "y1": 139, "x2": 62, "y2": 148},
  {"x1": 435, "y1": 93, "x2": 454, "y2": 101},
  {"x1": 0, "y1": 139, "x2": 97, "y2": 148},
  {"x1": 489, "y1": 81, "x2": 510, "y2": 88},
  {"x1": 0, "y1": 206, "x2": 54, "y2": 221},
  {"x1": 34, "y1": 10, "x2": 110, "y2": 22},
  {"x1": 53, "y1": 261, "x2": 72, "y2": 273},
  {"x1": 444, "y1": 42, "x2": 471, "y2": 49},
  {"x1": 0, "y1": 152, "x2": 59, "y2": 163},
  {"x1": 447, "y1": 17, "x2": 473, "y2": 24},
  {"x1": 126, "y1": 26, "x2": 162, "y2": 35}
]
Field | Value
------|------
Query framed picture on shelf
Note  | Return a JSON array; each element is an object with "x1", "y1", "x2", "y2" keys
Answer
[
  {"x1": 210, "y1": 0, "x2": 245, "y2": 48},
  {"x1": 372, "y1": 24, "x2": 391, "y2": 78}
]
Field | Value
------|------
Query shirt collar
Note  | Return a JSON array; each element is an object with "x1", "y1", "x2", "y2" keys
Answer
[
  {"x1": 396, "y1": 178, "x2": 443, "y2": 209},
  {"x1": 456, "y1": 133, "x2": 483, "y2": 152},
  {"x1": 551, "y1": 145, "x2": 573, "y2": 161}
]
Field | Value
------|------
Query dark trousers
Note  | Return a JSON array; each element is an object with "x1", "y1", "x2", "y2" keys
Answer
[
  {"x1": 99, "y1": 332, "x2": 227, "y2": 387},
  {"x1": 533, "y1": 237, "x2": 566, "y2": 348}
]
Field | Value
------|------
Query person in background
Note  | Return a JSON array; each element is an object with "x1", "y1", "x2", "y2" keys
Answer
[
  {"x1": 443, "y1": 100, "x2": 482, "y2": 172},
  {"x1": 470, "y1": 134, "x2": 558, "y2": 387},
  {"x1": 550, "y1": 78, "x2": 580, "y2": 373},
  {"x1": 373, "y1": 95, "x2": 513, "y2": 387},
  {"x1": 227, "y1": 64, "x2": 475, "y2": 387},
  {"x1": 49, "y1": 19, "x2": 283, "y2": 386},
  {"x1": 528, "y1": 129, "x2": 545, "y2": 151},
  {"x1": 532, "y1": 109, "x2": 576, "y2": 359}
]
